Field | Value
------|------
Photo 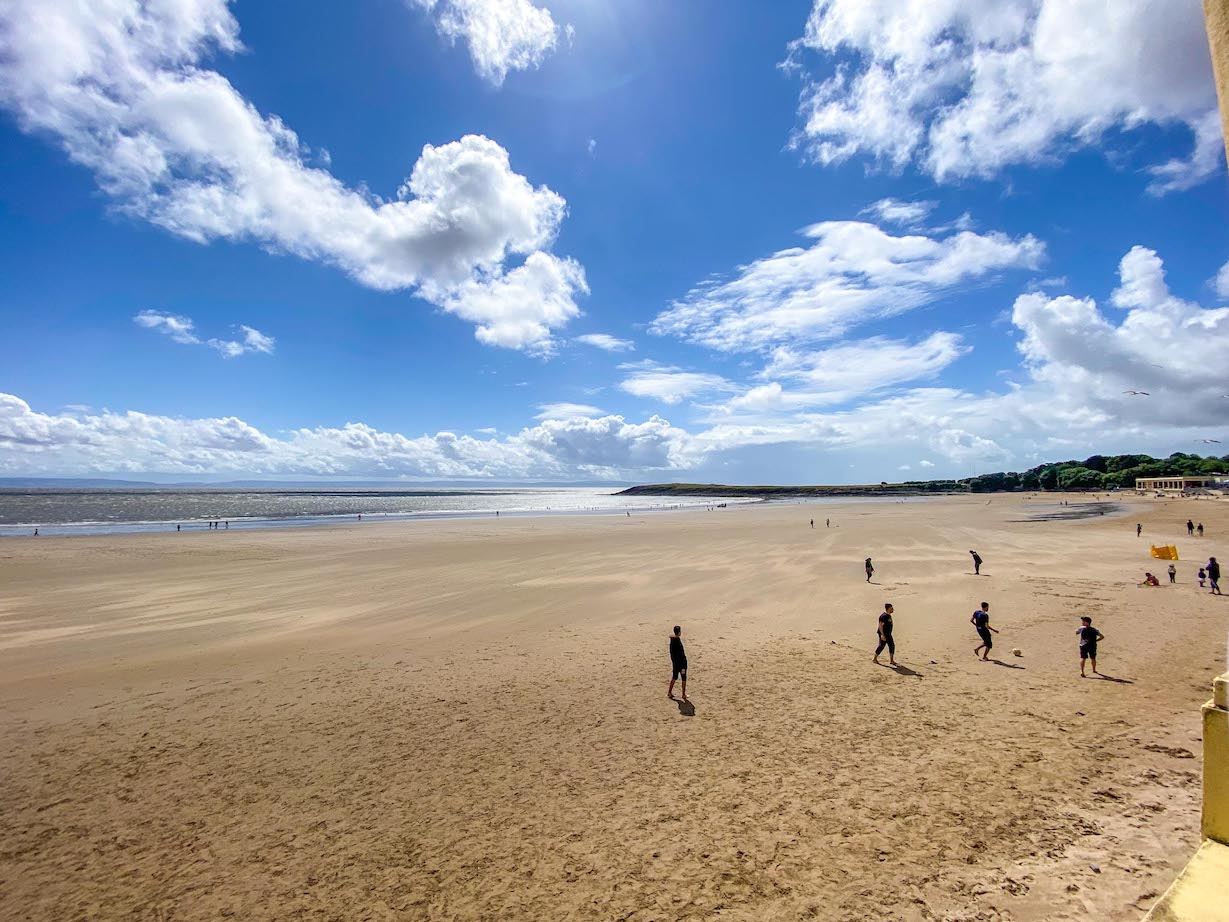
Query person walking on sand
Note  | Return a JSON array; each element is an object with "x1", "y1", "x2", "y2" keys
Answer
[
  {"x1": 865, "y1": 557, "x2": 874, "y2": 582},
  {"x1": 971, "y1": 602, "x2": 998, "y2": 661},
  {"x1": 810, "y1": 518, "x2": 814, "y2": 529},
  {"x1": 1077, "y1": 616, "x2": 1104, "y2": 677},
  {"x1": 873, "y1": 603, "x2": 896, "y2": 666},
  {"x1": 1167, "y1": 563, "x2": 1176, "y2": 584},
  {"x1": 1208, "y1": 557, "x2": 1222, "y2": 595},
  {"x1": 667, "y1": 625, "x2": 688, "y2": 701},
  {"x1": 826, "y1": 518, "x2": 830, "y2": 528},
  {"x1": 1136, "y1": 523, "x2": 1142, "y2": 537},
  {"x1": 1187, "y1": 519, "x2": 1195, "y2": 536},
  {"x1": 1198, "y1": 522, "x2": 1204, "y2": 537},
  {"x1": 969, "y1": 549, "x2": 983, "y2": 575},
  {"x1": 1199, "y1": 567, "x2": 1207, "y2": 588}
]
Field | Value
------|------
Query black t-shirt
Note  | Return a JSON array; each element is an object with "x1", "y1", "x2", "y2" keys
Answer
[
  {"x1": 1077, "y1": 626, "x2": 1099, "y2": 646},
  {"x1": 1209, "y1": 562, "x2": 1221, "y2": 580},
  {"x1": 972, "y1": 611, "x2": 990, "y2": 629},
  {"x1": 878, "y1": 612, "x2": 893, "y2": 633},
  {"x1": 971, "y1": 553, "x2": 982, "y2": 564},
  {"x1": 669, "y1": 635, "x2": 686, "y2": 664}
]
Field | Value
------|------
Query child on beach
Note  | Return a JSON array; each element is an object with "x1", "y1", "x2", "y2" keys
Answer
[
  {"x1": 1140, "y1": 572, "x2": 1160, "y2": 587},
  {"x1": 1167, "y1": 563, "x2": 1176, "y2": 584},
  {"x1": 873, "y1": 603, "x2": 896, "y2": 666},
  {"x1": 865, "y1": 557, "x2": 874, "y2": 582},
  {"x1": 1199, "y1": 567, "x2": 1207, "y2": 588},
  {"x1": 971, "y1": 602, "x2": 998, "y2": 660},
  {"x1": 1077, "y1": 616, "x2": 1104, "y2": 677}
]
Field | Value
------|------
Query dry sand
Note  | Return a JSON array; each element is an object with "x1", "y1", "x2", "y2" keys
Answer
[{"x1": 1, "y1": 493, "x2": 1227, "y2": 920}]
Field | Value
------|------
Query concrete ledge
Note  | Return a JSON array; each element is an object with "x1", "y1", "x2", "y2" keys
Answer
[{"x1": 1142, "y1": 839, "x2": 1229, "y2": 921}]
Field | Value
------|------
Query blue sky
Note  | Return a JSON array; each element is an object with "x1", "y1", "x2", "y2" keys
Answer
[{"x1": 1, "y1": 0, "x2": 1228, "y2": 483}]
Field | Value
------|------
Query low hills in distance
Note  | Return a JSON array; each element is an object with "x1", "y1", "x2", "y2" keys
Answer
[{"x1": 618, "y1": 452, "x2": 1229, "y2": 497}]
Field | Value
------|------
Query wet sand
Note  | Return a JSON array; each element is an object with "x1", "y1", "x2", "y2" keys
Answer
[{"x1": 1, "y1": 492, "x2": 1226, "y2": 920}]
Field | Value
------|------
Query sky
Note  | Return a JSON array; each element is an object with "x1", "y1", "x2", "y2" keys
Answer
[{"x1": 1, "y1": 0, "x2": 1228, "y2": 484}]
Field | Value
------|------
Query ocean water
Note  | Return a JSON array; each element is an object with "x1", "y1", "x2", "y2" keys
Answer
[{"x1": 0, "y1": 487, "x2": 751, "y2": 537}]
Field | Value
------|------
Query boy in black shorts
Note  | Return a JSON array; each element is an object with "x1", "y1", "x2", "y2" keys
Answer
[
  {"x1": 667, "y1": 625, "x2": 688, "y2": 701},
  {"x1": 971, "y1": 602, "x2": 998, "y2": 660},
  {"x1": 1077, "y1": 616, "x2": 1104, "y2": 677}
]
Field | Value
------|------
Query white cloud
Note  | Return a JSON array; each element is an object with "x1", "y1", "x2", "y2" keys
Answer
[
  {"x1": 0, "y1": 393, "x2": 689, "y2": 480},
  {"x1": 134, "y1": 310, "x2": 275, "y2": 358},
  {"x1": 860, "y1": 198, "x2": 936, "y2": 228},
  {"x1": 0, "y1": 0, "x2": 583, "y2": 353},
  {"x1": 788, "y1": 0, "x2": 1222, "y2": 193},
  {"x1": 918, "y1": 460, "x2": 935, "y2": 468},
  {"x1": 760, "y1": 332, "x2": 968, "y2": 404},
  {"x1": 1215, "y1": 259, "x2": 1229, "y2": 299},
  {"x1": 618, "y1": 361, "x2": 738, "y2": 405},
  {"x1": 587, "y1": 138, "x2": 597, "y2": 156},
  {"x1": 535, "y1": 402, "x2": 604, "y2": 420},
  {"x1": 575, "y1": 333, "x2": 634, "y2": 352},
  {"x1": 652, "y1": 221, "x2": 1042, "y2": 351},
  {"x1": 410, "y1": 0, "x2": 559, "y2": 86}
]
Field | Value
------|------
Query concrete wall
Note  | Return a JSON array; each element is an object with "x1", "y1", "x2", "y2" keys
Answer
[{"x1": 1209, "y1": 0, "x2": 1229, "y2": 168}]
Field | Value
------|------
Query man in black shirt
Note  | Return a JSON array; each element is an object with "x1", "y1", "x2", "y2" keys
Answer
[
  {"x1": 1208, "y1": 557, "x2": 1222, "y2": 595},
  {"x1": 873, "y1": 603, "x2": 896, "y2": 666},
  {"x1": 969, "y1": 550, "x2": 983, "y2": 575},
  {"x1": 667, "y1": 625, "x2": 688, "y2": 701},
  {"x1": 971, "y1": 602, "x2": 997, "y2": 660},
  {"x1": 1077, "y1": 616, "x2": 1104, "y2": 677}
]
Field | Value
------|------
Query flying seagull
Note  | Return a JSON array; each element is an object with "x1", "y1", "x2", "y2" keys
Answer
[
  {"x1": 1122, "y1": 390, "x2": 1150, "y2": 396},
  {"x1": 1197, "y1": 438, "x2": 1222, "y2": 444}
]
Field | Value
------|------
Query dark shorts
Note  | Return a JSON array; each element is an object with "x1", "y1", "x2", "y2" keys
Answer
[
  {"x1": 672, "y1": 660, "x2": 687, "y2": 680},
  {"x1": 977, "y1": 627, "x2": 992, "y2": 647},
  {"x1": 1080, "y1": 644, "x2": 1097, "y2": 660}
]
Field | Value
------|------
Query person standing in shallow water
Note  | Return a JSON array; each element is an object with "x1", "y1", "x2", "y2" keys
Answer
[
  {"x1": 667, "y1": 626, "x2": 688, "y2": 701},
  {"x1": 873, "y1": 604, "x2": 896, "y2": 666},
  {"x1": 865, "y1": 557, "x2": 874, "y2": 582}
]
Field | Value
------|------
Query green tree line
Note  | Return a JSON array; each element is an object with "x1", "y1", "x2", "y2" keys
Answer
[{"x1": 907, "y1": 452, "x2": 1229, "y2": 493}]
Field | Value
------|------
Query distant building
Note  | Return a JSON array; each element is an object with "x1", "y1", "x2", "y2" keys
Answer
[{"x1": 1135, "y1": 475, "x2": 1224, "y2": 491}]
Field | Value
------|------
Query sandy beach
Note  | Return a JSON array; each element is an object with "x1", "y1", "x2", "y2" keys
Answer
[{"x1": 1, "y1": 493, "x2": 1226, "y2": 920}]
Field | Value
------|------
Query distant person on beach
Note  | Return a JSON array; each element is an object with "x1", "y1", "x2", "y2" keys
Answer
[
  {"x1": 1187, "y1": 519, "x2": 1195, "y2": 536},
  {"x1": 971, "y1": 602, "x2": 997, "y2": 660},
  {"x1": 1167, "y1": 563, "x2": 1176, "y2": 584},
  {"x1": 224, "y1": 521, "x2": 228, "y2": 529},
  {"x1": 667, "y1": 626, "x2": 688, "y2": 702},
  {"x1": 826, "y1": 518, "x2": 830, "y2": 528},
  {"x1": 1198, "y1": 523, "x2": 1204, "y2": 537},
  {"x1": 176, "y1": 524, "x2": 180, "y2": 532},
  {"x1": 1136, "y1": 523, "x2": 1142, "y2": 537},
  {"x1": 1199, "y1": 567, "x2": 1207, "y2": 588},
  {"x1": 33, "y1": 528, "x2": 38, "y2": 537},
  {"x1": 1077, "y1": 616, "x2": 1104, "y2": 677},
  {"x1": 810, "y1": 518, "x2": 814, "y2": 529},
  {"x1": 873, "y1": 604, "x2": 896, "y2": 666},
  {"x1": 1140, "y1": 572, "x2": 1160, "y2": 587},
  {"x1": 1208, "y1": 557, "x2": 1222, "y2": 595},
  {"x1": 865, "y1": 557, "x2": 874, "y2": 582},
  {"x1": 969, "y1": 550, "x2": 982, "y2": 575}
]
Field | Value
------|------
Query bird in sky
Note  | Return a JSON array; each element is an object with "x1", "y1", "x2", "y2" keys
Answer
[
  {"x1": 1197, "y1": 438, "x2": 1222, "y2": 444},
  {"x1": 1122, "y1": 390, "x2": 1151, "y2": 396}
]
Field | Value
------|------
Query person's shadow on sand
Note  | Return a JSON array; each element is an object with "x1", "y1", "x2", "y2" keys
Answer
[
  {"x1": 988, "y1": 659, "x2": 1025, "y2": 670},
  {"x1": 1090, "y1": 673, "x2": 1134, "y2": 684},
  {"x1": 675, "y1": 699, "x2": 696, "y2": 716},
  {"x1": 888, "y1": 663, "x2": 922, "y2": 677}
]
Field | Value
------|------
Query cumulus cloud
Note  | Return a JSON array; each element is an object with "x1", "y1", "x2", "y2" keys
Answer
[
  {"x1": 134, "y1": 310, "x2": 275, "y2": 358},
  {"x1": 1215, "y1": 259, "x2": 1229, "y2": 299},
  {"x1": 575, "y1": 333, "x2": 634, "y2": 352},
  {"x1": 410, "y1": 0, "x2": 559, "y2": 86},
  {"x1": 788, "y1": 0, "x2": 1222, "y2": 193},
  {"x1": 0, "y1": 0, "x2": 583, "y2": 352},
  {"x1": 652, "y1": 221, "x2": 1042, "y2": 351},
  {"x1": 0, "y1": 393, "x2": 688, "y2": 480},
  {"x1": 618, "y1": 361, "x2": 738, "y2": 405}
]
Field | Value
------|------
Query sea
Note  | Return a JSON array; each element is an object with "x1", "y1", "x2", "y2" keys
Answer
[{"x1": 0, "y1": 486, "x2": 753, "y2": 537}]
